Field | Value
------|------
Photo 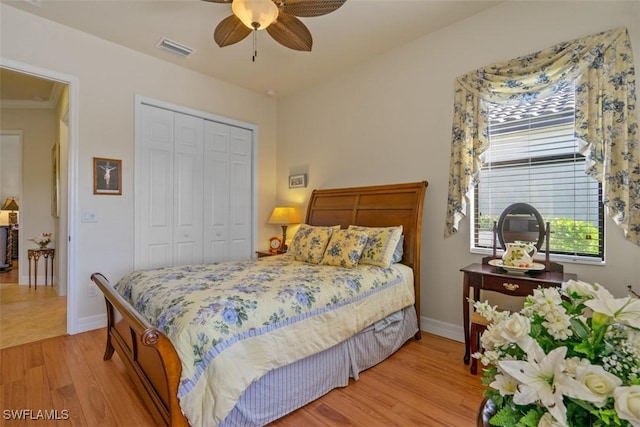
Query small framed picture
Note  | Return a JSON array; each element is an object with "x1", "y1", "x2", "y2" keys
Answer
[
  {"x1": 289, "y1": 174, "x2": 307, "y2": 188},
  {"x1": 93, "y1": 157, "x2": 122, "y2": 195}
]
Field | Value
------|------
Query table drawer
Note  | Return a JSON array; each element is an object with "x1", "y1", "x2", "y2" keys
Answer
[{"x1": 481, "y1": 274, "x2": 547, "y2": 296}]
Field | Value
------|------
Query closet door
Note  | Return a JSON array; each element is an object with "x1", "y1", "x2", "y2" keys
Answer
[
  {"x1": 228, "y1": 126, "x2": 252, "y2": 260},
  {"x1": 173, "y1": 113, "x2": 204, "y2": 265},
  {"x1": 137, "y1": 104, "x2": 175, "y2": 269},
  {"x1": 203, "y1": 121, "x2": 252, "y2": 262},
  {"x1": 136, "y1": 101, "x2": 254, "y2": 270}
]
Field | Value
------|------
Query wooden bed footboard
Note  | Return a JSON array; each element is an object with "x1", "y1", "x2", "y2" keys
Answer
[{"x1": 91, "y1": 272, "x2": 189, "y2": 427}]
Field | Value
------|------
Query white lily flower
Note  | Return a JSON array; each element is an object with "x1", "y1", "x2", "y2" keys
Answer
[
  {"x1": 489, "y1": 372, "x2": 518, "y2": 395},
  {"x1": 562, "y1": 279, "x2": 602, "y2": 298},
  {"x1": 498, "y1": 341, "x2": 600, "y2": 426},
  {"x1": 584, "y1": 294, "x2": 640, "y2": 329}
]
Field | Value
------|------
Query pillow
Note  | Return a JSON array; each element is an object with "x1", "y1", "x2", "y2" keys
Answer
[
  {"x1": 348, "y1": 225, "x2": 403, "y2": 268},
  {"x1": 320, "y1": 229, "x2": 369, "y2": 268},
  {"x1": 288, "y1": 224, "x2": 337, "y2": 264},
  {"x1": 392, "y1": 235, "x2": 405, "y2": 263}
]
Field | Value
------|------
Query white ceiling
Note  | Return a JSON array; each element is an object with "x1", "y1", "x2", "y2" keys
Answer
[{"x1": 2, "y1": 0, "x2": 500, "y2": 99}]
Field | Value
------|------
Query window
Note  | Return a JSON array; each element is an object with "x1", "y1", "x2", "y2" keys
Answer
[{"x1": 472, "y1": 85, "x2": 604, "y2": 261}]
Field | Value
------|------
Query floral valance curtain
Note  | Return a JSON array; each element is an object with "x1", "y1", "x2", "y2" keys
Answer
[{"x1": 444, "y1": 27, "x2": 640, "y2": 246}]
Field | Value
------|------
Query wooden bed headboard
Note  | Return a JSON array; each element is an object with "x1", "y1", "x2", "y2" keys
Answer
[{"x1": 306, "y1": 181, "x2": 428, "y2": 324}]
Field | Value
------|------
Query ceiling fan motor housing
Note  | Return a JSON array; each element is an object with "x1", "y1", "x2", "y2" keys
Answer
[{"x1": 232, "y1": 0, "x2": 278, "y2": 30}]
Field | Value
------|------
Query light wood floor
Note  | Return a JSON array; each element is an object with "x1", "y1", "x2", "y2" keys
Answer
[
  {"x1": 0, "y1": 329, "x2": 486, "y2": 426},
  {"x1": 0, "y1": 260, "x2": 67, "y2": 349}
]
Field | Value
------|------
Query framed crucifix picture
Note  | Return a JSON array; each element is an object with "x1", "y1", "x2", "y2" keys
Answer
[{"x1": 93, "y1": 157, "x2": 122, "y2": 195}]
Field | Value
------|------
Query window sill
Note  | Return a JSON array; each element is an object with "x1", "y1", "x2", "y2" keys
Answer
[{"x1": 470, "y1": 248, "x2": 605, "y2": 266}]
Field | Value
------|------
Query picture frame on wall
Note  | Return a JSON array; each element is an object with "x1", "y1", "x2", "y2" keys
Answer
[
  {"x1": 289, "y1": 174, "x2": 307, "y2": 188},
  {"x1": 93, "y1": 157, "x2": 122, "y2": 195}
]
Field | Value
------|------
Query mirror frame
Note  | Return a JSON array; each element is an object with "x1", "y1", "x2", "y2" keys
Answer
[{"x1": 496, "y1": 202, "x2": 545, "y2": 251}]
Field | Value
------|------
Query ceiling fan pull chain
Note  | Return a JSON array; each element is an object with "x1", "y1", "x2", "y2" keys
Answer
[{"x1": 252, "y1": 29, "x2": 257, "y2": 62}]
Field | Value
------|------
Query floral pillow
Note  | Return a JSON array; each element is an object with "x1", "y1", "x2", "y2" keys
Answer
[
  {"x1": 348, "y1": 225, "x2": 403, "y2": 268},
  {"x1": 288, "y1": 224, "x2": 338, "y2": 264},
  {"x1": 320, "y1": 229, "x2": 369, "y2": 268}
]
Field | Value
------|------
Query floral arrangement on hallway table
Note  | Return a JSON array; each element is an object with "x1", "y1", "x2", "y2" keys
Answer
[
  {"x1": 473, "y1": 280, "x2": 640, "y2": 427},
  {"x1": 28, "y1": 232, "x2": 53, "y2": 248}
]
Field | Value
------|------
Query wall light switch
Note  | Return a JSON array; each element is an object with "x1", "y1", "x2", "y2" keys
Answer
[
  {"x1": 87, "y1": 283, "x2": 99, "y2": 297},
  {"x1": 82, "y1": 211, "x2": 97, "y2": 223}
]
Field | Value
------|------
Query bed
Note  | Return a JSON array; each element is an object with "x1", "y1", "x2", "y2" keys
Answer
[{"x1": 91, "y1": 180, "x2": 428, "y2": 426}]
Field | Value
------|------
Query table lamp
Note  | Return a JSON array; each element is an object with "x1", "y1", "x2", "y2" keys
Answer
[
  {"x1": 1, "y1": 197, "x2": 19, "y2": 225},
  {"x1": 268, "y1": 206, "x2": 301, "y2": 252}
]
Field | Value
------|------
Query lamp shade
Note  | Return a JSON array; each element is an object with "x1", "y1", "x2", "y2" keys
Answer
[
  {"x1": 232, "y1": 0, "x2": 279, "y2": 30},
  {"x1": 1, "y1": 198, "x2": 19, "y2": 211},
  {"x1": 268, "y1": 207, "x2": 301, "y2": 225}
]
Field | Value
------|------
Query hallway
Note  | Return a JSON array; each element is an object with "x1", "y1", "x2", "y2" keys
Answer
[{"x1": 0, "y1": 260, "x2": 66, "y2": 349}]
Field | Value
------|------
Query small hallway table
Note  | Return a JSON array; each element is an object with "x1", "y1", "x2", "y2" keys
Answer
[{"x1": 27, "y1": 248, "x2": 55, "y2": 289}]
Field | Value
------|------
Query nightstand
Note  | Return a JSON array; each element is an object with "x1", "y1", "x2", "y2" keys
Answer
[{"x1": 256, "y1": 250, "x2": 278, "y2": 258}]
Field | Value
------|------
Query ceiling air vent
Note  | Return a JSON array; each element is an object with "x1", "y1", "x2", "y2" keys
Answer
[{"x1": 156, "y1": 37, "x2": 194, "y2": 58}]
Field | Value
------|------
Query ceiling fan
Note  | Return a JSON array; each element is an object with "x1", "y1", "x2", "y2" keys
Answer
[{"x1": 203, "y1": 0, "x2": 346, "y2": 54}]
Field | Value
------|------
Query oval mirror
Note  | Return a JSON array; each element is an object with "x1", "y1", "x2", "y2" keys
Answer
[{"x1": 497, "y1": 203, "x2": 545, "y2": 250}]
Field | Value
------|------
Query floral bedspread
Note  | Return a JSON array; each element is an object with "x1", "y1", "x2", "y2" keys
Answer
[{"x1": 114, "y1": 254, "x2": 415, "y2": 427}]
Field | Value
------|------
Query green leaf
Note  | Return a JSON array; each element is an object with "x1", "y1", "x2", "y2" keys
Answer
[
  {"x1": 570, "y1": 317, "x2": 591, "y2": 340},
  {"x1": 517, "y1": 409, "x2": 542, "y2": 427},
  {"x1": 489, "y1": 406, "x2": 521, "y2": 427},
  {"x1": 574, "y1": 341, "x2": 595, "y2": 358}
]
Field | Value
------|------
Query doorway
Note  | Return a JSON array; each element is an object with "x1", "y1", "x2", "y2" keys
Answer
[{"x1": 0, "y1": 58, "x2": 79, "y2": 344}]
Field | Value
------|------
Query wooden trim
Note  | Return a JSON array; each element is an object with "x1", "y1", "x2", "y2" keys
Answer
[{"x1": 91, "y1": 180, "x2": 428, "y2": 426}]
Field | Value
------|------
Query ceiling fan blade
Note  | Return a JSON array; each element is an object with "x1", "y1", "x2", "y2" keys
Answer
[
  {"x1": 266, "y1": 13, "x2": 312, "y2": 51},
  {"x1": 280, "y1": 0, "x2": 346, "y2": 17},
  {"x1": 214, "y1": 14, "x2": 252, "y2": 47}
]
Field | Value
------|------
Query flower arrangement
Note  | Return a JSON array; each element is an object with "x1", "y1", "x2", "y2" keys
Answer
[
  {"x1": 28, "y1": 232, "x2": 53, "y2": 248},
  {"x1": 473, "y1": 280, "x2": 640, "y2": 427}
]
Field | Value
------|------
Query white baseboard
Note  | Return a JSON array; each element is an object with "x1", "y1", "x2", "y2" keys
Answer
[
  {"x1": 420, "y1": 316, "x2": 465, "y2": 343},
  {"x1": 75, "y1": 313, "x2": 107, "y2": 334}
]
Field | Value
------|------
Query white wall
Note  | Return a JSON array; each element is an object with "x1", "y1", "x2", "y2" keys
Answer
[
  {"x1": 277, "y1": 1, "x2": 640, "y2": 341},
  {"x1": 1, "y1": 3, "x2": 278, "y2": 331}
]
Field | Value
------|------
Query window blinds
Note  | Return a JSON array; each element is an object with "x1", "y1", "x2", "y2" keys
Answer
[{"x1": 474, "y1": 86, "x2": 603, "y2": 259}]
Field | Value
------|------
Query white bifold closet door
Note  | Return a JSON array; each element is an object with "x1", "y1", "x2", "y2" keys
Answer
[
  {"x1": 136, "y1": 103, "x2": 252, "y2": 270},
  {"x1": 203, "y1": 120, "x2": 252, "y2": 263}
]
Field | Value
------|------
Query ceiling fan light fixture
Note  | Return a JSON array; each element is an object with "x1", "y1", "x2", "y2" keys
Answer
[{"x1": 232, "y1": 0, "x2": 278, "y2": 30}]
